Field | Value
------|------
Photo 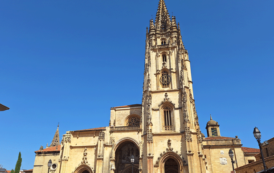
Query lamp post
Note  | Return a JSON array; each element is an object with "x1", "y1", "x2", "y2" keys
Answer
[
  {"x1": 229, "y1": 149, "x2": 235, "y2": 172},
  {"x1": 253, "y1": 127, "x2": 267, "y2": 172},
  {"x1": 48, "y1": 159, "x2": 52, "y2": 173},
  {"x1": 130, "y1": 155, "x2": 134, "y2": 173}
]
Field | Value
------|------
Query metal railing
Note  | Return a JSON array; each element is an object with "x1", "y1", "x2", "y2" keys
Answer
[{"x1": 163, "y1": 126, "x2": 174, "y2": 131}]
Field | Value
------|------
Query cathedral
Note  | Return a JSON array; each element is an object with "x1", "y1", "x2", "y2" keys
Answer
[{"x1": 32, "y1": 0, "x2": 260, "y2": 173}]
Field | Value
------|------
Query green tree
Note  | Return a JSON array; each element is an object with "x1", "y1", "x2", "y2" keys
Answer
[
  {"x1": 10, "y1": 170, "x2": 15, "y2": 173},
  {"x1": 14, "y1": 152, "x2": 22, "y2": 173}
]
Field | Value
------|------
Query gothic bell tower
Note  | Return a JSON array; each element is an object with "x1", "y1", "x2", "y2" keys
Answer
[{"x1": 141, "y1": 0, "x2": 207, "y2": 172}]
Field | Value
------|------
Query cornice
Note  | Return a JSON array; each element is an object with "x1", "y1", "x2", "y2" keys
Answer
[
  {"x1": 203, "y1": 144, "x2": 242, "y2": 148},
  {"x1": 153, "y1": 132, "x2": 182, "y2": 136},
  {"x1": 111, "y1": 106, "x2": 142, "y2": 111},
  {"x1": 70, "y1": 145, "x2": 97, "y2": 149},
  {"x1": 150, "y1": 89, "x2": 180, "y2": 93}
]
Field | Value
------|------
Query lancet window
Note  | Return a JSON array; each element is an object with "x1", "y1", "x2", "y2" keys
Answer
[
  {"x1": 163, "y1": 106, "x2": 172, "y2": 131},
  {"x1": 162, "y1": 54, "x2": 167, "y2": 62}
]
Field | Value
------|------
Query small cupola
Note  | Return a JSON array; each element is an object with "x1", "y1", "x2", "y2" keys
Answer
[{"x1": 206, "y1": 115, "x2": 221, "y2": 137}]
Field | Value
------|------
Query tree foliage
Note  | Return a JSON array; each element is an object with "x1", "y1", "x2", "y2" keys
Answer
[
  {"x1": 14, "y1": 152, "x2": 22, "y2": 173},
  {"x1": 11, "y1": 170, "x2": 15, "y2": 173}
]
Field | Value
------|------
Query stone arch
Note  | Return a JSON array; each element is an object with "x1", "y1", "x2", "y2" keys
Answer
[
  {"x1": 158, "y1": 152, "x2": 184, "y2": 173},
  {"x1": 114, "y1": 137, "x2": 140, "y2": 152},
  {"x1": 124, "y1": 114, "x2": 141, "y2": 127},
  {"x1": 158, "y1": 93, "x2": 175, "y2": 108},
  {"x1": 114, "y1": 139, "x2": 140, "y2": 173},
  {"x1": 160, "y1": 101, "x2": 175, "y2": 110},
  {"x1": 74, "y1": 165, "x2": 93, "y2": 173}
]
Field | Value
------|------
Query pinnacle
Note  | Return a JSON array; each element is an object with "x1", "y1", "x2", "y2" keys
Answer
[
  {"x1": 50, "y1": 125, "x2": 60, "y2": 147},
  {"x1": 155, "y1": 0, "x2": 171, "y2": 30},
  {"x1": 210, "y1": 114, "x2": 212, "y2": 120}
]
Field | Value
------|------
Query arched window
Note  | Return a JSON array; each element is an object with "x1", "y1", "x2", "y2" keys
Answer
[
  {"x1": 126, "y1": 115, "x2": 140, "y2": 127},
  {"x1": 163, "y1": 54, "x2": 167, "y2": 62},
  {"x1": 163, "y1": 106, "x2": 172, "y2": 130},
  {"x1": 211, "y1": 128, "x2": 217, "y2": 136},
  {"x1": 160, "y1": 71, "x2": 170, "y2": 88},
  {"x1": 161, "y1": 40, "x2": 166, "y2": 45}
]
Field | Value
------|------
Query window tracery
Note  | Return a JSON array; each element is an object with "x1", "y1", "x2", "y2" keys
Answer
[
  {"x1": 160, "y1": 71, "x2": 171, "y2": 88},
  {"x1": 127, "y1": 117, "x2": 140, "y2": 127}
]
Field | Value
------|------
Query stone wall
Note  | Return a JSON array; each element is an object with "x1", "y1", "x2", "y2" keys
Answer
[
  {"x1": 262, "y1": 138, "x2": 274, "y2": 158},
  {"x1": 235, "y1": 155, "x2": 274, "y2": 173}
]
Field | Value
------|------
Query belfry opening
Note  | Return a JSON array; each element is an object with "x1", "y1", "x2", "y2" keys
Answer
[{"x1": 115, "y1": 141, "x2": 139, "y2": 173}]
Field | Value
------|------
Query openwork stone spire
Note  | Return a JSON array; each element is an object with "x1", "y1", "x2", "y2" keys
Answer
[
  {"x1": 50, "y1": 125, "x2": 60, "y2": 147},
  {"x1": 155, "y1": 0, "x2": 171, "y2": 31}
]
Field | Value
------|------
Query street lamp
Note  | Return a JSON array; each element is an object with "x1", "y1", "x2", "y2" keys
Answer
[
  {"x1": 130, "y1": 155, "x2": 134, "y2": 173},
  {"x1": 229, "y1": 149, "x2": 235, "y2": 172},
  {"x1": 253, "y1": 127, "x2": 267, "y2": 172},
  {"x1": 48, "y1": 159, "x2": 52, "y2": 173}
]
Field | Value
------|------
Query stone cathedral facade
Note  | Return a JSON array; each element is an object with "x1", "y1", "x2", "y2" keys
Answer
[{"x1": 32, "y1": 1, "x2": 260, "y2": 173}]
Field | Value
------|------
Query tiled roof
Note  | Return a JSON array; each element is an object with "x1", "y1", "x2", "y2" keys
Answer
[
  {"x1": 204, "y1": 136, "x2": 234, "y2": 140},
  {"x1": 23, "y1": 169, "x2": 33, "y2": 173},
  {"x1": 241, "y1": 147, "x2": 260, "y2": 153},
  {"x1": 35, "y1": 145, "x2": 61, "y2": 153},
  {"x1": 112, "y1": 104, "x2": 142, "y2": 108},
  {"x1": 74, "y1": 127, "x2": 106, "y2": 132}
]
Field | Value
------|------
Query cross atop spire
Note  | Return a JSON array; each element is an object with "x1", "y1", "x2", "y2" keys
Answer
[
  {"x1": 155, "y1": 0, "x2": 171, "y2": 31},
  {"x1": 50, "y1": 125, "x2": 60, "y2": 147}
]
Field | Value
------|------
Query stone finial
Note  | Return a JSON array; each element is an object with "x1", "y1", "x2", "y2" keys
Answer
[
  {"x1": 150, "y1": 19, "x2": 155, "y2": 30},
  {"x1": 40, "y1": 146, "x2": 44, "y2": 150}
]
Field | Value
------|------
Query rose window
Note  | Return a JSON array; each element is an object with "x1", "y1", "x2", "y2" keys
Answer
[{"x1": 127, "y1": 117, "x2": 140, "y2": 127}]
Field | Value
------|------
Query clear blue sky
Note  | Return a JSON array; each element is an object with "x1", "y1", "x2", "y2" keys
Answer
[{"x1": 1, "y1": 0, "x2": 274, "y2": 170}]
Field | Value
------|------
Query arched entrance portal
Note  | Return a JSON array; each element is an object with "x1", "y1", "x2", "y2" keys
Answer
[
  {"x1": 165, "y1": 158, "x2": 179, "y2": 173},
  {"x1": 115, "y1": 141, "x2": 139, "y2": 173},
  {"x1": 82, "y1": 171, "x2": 90, "y2": 173}
]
